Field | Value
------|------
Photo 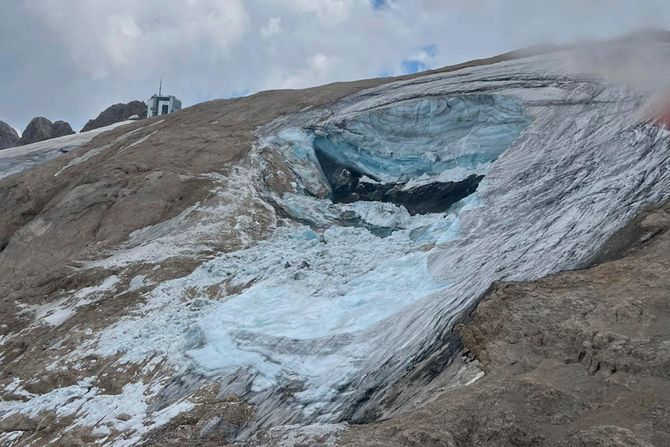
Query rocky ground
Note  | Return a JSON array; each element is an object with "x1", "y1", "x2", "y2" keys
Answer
[{"x1": 338, "y1": 202, "x2": 670, "y2": 447}]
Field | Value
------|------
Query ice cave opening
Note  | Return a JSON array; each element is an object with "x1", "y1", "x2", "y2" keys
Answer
[{"x1": 305, "y1": 94, "x2": 531, "y2": 214}]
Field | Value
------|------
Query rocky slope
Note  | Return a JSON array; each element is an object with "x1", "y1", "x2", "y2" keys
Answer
[
  {"x1": 81, "y1": 101, "x2": 147, "y2": 132},
  {"x1": 17, "y1": 117, "x2": 74, "y2": 146},
  {"x1": 0, "y1": 34, "x2": 669, "y2": 446},
  {"x1": 0, "y1": 121, "x2": 19, "y2": 150}
]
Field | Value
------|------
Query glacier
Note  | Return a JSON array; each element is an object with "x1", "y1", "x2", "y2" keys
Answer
[
  {"x1": 0, "y1": 120, "x2": 133, "y2": 180},
  {"x1": 74, "y1": 89, "x2": 528, "y2": 432},
  {"x1": 194, "y1": 48, "x2": 670, "y2": 426},
  {"x1": 100, "y1": 48, "x2": 669, "y2": 427},
  {"x1": 311, "y1": 94, "x2": 529, "y2": 184},
  {"x1": 4, "y1": 38, "x2": 670, "y2": 445},
  {"x1": 92, "y1": 45, "x2": 670, "y2": 429}
]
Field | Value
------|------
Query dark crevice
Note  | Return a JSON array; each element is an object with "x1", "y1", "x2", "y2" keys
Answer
[{"x1": 314, "y1": 145, "x2": 483, "y2": 215}]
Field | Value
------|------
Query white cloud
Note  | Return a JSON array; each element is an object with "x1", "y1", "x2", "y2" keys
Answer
[
  {"x1": 280, "y1": 52, "x2": 342, "y2": 89},
  {"x1": 23, "y1": 0, "x2": 249, "y2": 79},
  {"x1": 0, "y1": 0, "x2": 668, "y2": 131},
  {"x1": 261, "y1": 17, "x2": 282, "y2": 38},
  {"x1": 290, "y1": 0, "x2": 358, "y2": 23}
]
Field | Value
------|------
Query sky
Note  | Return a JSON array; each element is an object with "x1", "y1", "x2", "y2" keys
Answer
[{"x1": 0, "y1": 0, "x2": 669, "y2": 132}]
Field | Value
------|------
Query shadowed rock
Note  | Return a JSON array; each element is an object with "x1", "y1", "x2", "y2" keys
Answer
[
  {"x1": 0, "y1": 120, "x2": 19, "y2": 150},
  {"x1": 51, "y1": 120, "x2": 75, "y2": 138},
  {"x1": 18, "y1": 117, "x2": 53, "y2": 145},
  {"x1": 18, "y1": 117, "x2": 75, "y2": 145},
  {"x1": 81, "y1": 100, "x2": 147, "y2": 132},
  {"x1": 315, "y1": 144, "x2": 484, "y2": 215}
]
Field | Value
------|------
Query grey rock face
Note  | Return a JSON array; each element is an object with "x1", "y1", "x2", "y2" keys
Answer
[
  {"x1": 51, "y1": 120, "x2": 75, "y2": 138},
  {"x1": 81, "y1": 100, "x2": 147, "y2": 132},
  {"x1": 18, "y1": 117, "x2": 74, "y2": 145},
  {"x1": 0, "y1": 120, "x2": 19, "y2": 150},
  {"x1": 18, "y1": 117, "x2": 53, "y2": 145}
]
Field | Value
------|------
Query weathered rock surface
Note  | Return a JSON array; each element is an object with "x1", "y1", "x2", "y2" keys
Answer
[
  {"x1": 18, "y1": 117, "x2": 52, "y2": 145},
  {"x1": 338, "y1": 203, "x2": 670, "y2": 447},
  {"x1": 50, "y1": 120, "x2": 75, "y2": 138},
  {"x1": 18, "y1": 116, "x2": 75, "y2": 145},
  {"x1": 81, "y1": 100, "x2": 147, "y2": 132},
  {"x1": 0, "y1": 120, "x2": 19, "y2": 150}
]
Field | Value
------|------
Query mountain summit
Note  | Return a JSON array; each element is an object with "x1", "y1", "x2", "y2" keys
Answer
[{"x1": 0, "y1": 120, "x2": 19, "y2": 150}]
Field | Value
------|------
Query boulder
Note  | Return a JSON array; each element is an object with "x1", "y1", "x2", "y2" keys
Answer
[
  {"x1": 81, "y1": 100, "x2": 147, "y2": 132},
  {"x1": 0, "y1": 120, "x2": 19, "y2": 150}
]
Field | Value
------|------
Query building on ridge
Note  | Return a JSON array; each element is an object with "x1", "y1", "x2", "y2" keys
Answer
[{"x1": 147, "y1": 78, "x2": 182, "y2": 117}]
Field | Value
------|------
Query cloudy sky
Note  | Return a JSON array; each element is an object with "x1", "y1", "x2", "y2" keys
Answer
[{"x1": 1, "y1": 0, "x2": 669, "y2": 132}]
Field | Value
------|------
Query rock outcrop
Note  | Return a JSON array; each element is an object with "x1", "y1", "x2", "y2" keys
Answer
[
  {"x1": 18, "y1": 117, "x2": 75, "y2": 145},
  {"x1": 50, "y1": 120, "x2": 75, "y2": 138},
  {"x1": 0, "y1": 120, "x2": 19, "y2": 150},
  {"x1": 81, "y1": 100, "x2": 147, "y2": 132},
  {"x1": 18, "y1": 117, "x2": 52, "y2": 145}
]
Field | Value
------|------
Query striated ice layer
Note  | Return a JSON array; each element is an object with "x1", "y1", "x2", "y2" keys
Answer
[{"x1": 312, "y1": 95, "x2": 530, "y2": 183}]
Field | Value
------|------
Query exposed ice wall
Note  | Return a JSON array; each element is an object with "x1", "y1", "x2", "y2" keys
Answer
[{"x1": 312, "y1": 95, "x2": 530, "y2": 184}]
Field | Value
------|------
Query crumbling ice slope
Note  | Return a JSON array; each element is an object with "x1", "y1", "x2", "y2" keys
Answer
[
  {"x1": 339, "y1": 202, "x2": 670, "y2": 447},
  {"x1": 0, "y1": 35, "x2": 669, "y2": 446}
]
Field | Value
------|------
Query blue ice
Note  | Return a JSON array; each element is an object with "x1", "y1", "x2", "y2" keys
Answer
[{"x1": 313, "y1": 95, "x2": 530, "y2": 183}]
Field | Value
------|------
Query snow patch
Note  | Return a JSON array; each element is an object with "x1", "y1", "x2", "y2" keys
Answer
[{"x1": 0, "y1": 377, "x2": 193, "y2": 447}]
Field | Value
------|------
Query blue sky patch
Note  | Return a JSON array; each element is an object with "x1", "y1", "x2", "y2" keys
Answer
[
  {"x1": 401, "y1": 60, "x2": 429, "y2": 74},
  {"x1": 371, "y1": 0, "x2": 389, "y2": 10}
]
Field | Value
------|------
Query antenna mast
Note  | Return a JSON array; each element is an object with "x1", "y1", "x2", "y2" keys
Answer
[{"x1": 158, "y1": 76, "x2": 163, "y2": 96}]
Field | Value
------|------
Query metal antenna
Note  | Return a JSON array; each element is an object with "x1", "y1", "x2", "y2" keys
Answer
[{"x1": 159, "y1": 76, "x2": 163, "y2": 96}]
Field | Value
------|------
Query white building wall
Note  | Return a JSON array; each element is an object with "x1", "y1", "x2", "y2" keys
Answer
[{"x1": 147, "y1": 95, "x2": 181, "y2": 117}]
